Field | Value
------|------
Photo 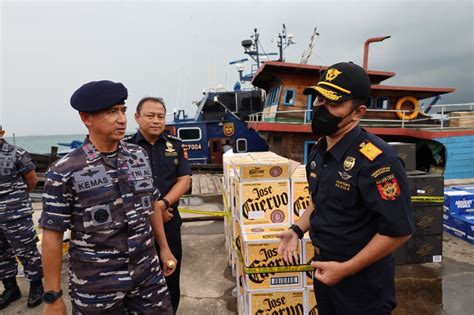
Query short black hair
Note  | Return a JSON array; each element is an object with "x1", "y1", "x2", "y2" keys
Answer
[
  {"x1": 351, "y1": 98, "x2": 366, "y2": 110},
  {"x1": 136, "y1": 97, "x2": 166, "y2": 114}
]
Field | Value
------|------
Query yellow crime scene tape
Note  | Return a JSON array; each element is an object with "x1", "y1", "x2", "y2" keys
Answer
[
  {"x1": 177, "y1": 208, "x2": 226, "y2": 217},
  {"x1": 410, "y1": 196, "x2": 444, "y2": 203},
  {"x1": 232, "y1": 240, "x2": 314, "y2": 274}
]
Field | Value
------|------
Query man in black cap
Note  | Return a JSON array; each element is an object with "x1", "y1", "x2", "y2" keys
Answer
[
  {"x1": 40, "y1": 80, "x2": 175, "y2": 314},
  {"x1": 0, "y1": 126, "x2": 43, "y2": 310},
  {"x1": 278, "y1": 62, "x2": 414, "y2": 315}
]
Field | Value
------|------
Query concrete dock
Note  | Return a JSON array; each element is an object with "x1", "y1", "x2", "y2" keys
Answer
[{"x1": 1, "y1": 203, "x2": 473, "y2": 314}]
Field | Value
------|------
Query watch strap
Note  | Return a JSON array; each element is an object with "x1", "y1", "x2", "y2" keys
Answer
[
  {"x1": 162, "y1": 198, "x2": 171, "y2": 208},
  {"x1": 289, "y1": 224, "x2": 304, "y2": 239}
]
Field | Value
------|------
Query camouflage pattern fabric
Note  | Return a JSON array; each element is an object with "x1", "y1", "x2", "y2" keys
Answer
[
  {"x1": 71, "y1": 266, "x2": 172, "y2": 314},
  {"x1": 0, "y1": 140, "x2": 42, "y2": 281},
  {"x1": 40, "y1": 138, "x2": 171, "y2": 313}
]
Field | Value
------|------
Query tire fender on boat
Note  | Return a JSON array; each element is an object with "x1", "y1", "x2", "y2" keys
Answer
[{"x1": 395, "y1": 96, "x2": 419, "y2": 120}]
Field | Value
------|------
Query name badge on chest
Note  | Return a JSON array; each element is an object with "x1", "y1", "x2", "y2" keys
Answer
[{"x1": 73, "y1": 165, "x2": 112, "y2": 193}]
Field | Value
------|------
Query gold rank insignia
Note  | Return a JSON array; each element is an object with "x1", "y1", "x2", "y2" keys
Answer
[
  {"x1": 165, "y1": 141, "x2": 176, "y2": 153},
  {"x1": 359, "y1": 141, "x2": 382, "y2": 161},
  {"x1": 325, "y1": 68, "x2": 342, "y2": 82},
  {"x1": 343, "y1": 156, "x2": 356, "y2": 171}
]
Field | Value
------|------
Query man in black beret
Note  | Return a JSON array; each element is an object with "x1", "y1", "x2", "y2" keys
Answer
[
  {"x1": 40, "y1": 80, "x2": 175, "y2": 314},
  {"x1": 278, "y1": 62, "x2": 414, "y2": 315}
]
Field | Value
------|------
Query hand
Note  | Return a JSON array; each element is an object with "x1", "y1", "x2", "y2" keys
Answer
[
  {"x1": 311, "y1": 260, "x2": 350, "y2": 286},
  {"x1": 161, "y1": 206, "x2": 174, "y2": 223},
  {"x1": 160, "y1": 248, "x2": 177, "y2": 277},
  {"x1": 276, "y1": 230, "x2": 300, "y2": 265},
  {"x1": 42, "y1": 298, "x2": 67, "y2": 315}
]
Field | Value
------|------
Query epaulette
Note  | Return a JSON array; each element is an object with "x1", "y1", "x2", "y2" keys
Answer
[
  {"x1": 358, "y1": 140, "x2": 382, "y2": 162},
  {"x1": 123, "y1": 134, "x2": 134, "y2": 142},
  {"x1": 165, "y1": 134, "x2": 182, "y2": 142}
]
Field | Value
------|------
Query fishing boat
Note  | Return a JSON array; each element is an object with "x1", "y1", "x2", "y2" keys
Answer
[{"x1": 246, "y1": 36, "x2": 474, "y2": 180}]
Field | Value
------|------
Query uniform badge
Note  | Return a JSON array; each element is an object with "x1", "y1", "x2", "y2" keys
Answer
[
  {"x1": 377, "y1": 177, "x2": 401, "y2": 201},
  {"x1": 309, "y1": 172, "x2": 317, "y2": 178},
  {"x1": 343, "y1": 156, "x2": 356, "y2": 171},
  {"x1": 338, "y1": 171, "x2": 352, "y2": 180},
  {"x1": 359, "y1": 141, "x2": 382, "y2": 161},
  {"x1": 310, "y1": 161, "x2": 316, "y2": 170},
  {"x1": 165, "y1": 141, "x2": 176, "y2": 153}
]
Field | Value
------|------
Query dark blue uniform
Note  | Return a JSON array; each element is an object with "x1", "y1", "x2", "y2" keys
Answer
[
  {"x1": 306, "y1": 126, "x2": 414, "y2": 315},
  {"x1": 126, "y1": 131, "x2": 192, "y2": 313}
]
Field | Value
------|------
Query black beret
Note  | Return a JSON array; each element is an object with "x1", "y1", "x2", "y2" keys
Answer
[
  {"x1": 303, "y1": 62, "x2": 371, "y2": 103},
  {"x1": 70, "y1": 80, "x2": 128, "y2": 112}
]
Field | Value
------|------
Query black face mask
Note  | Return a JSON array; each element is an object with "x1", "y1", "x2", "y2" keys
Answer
[{"x1": 311, "y1": 105, "x2": 353, "y2": 136}]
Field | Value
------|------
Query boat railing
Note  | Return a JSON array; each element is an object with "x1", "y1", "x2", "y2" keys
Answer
[{"x1": 247, "y1": 102, "x2": 474, "y2": 130}]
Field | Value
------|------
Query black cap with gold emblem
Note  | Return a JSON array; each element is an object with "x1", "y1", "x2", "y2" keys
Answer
[{"x1": 303, "y1": 62, "x2": 371, "y2": 103}]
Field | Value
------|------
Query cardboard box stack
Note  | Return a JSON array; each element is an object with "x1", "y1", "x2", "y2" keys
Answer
[
  {"x1": 443, "y1": 186, "x2": 474, "y2": 244},
  {"x1": 223, "y1": 151, "x2": 318, "y2": 314},
  {"x1": 389, "y1": 141, "x2": 445, "y2": 264}
]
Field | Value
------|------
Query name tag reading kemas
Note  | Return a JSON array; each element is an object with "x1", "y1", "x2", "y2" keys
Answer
[{"x1": 73, "y1": 165, "x2": 112, "y2": 193}]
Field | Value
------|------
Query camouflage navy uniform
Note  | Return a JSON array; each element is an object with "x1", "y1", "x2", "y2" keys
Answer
[
  {"x1": 40, "y1": 138, "x2": 173, "y2": 314},
  {"x1": 0, "y1": 140, "x2": 43, "y2": 282}
]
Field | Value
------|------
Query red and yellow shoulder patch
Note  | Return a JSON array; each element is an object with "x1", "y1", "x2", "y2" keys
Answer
[
  {"x1": 183, "y1": 148, "x2": 188, "y2": 160},
  {"x1": 376, "y1": 176, "x2": 400, "y2": 201},
  {"x1": 359, "y1": 141, "x2": 382, "y2": 161}
]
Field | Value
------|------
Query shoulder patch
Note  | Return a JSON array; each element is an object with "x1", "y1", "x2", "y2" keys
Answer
[
  {"x1": 166, "y1": 134, "x2": 182, "y2": 142},
  {"x1": 359, "y1": 141, "x2": 382, "y2": 161}
]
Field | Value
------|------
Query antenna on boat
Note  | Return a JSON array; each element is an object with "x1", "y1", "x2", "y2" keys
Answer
[
  {"x1": 363, "y1": 36, "x2": 391, "y2": 71},
  {"x1": 277, "y1": 24, "x2": 295, "y2": 62},
  {"x1": 300, "y1": 27, "x2": 319, "y2": 64}
]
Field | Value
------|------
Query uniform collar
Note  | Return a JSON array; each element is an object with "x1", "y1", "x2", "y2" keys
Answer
[
  {"x1": 135, "y1": 130, "x2": 165, "y2": 145},
  {"x1": 327, "y1": 125, "x2": 362, "y2": 161},
  {"x1": 82, "y1": 136, "x2": 131, "y2": 160}
]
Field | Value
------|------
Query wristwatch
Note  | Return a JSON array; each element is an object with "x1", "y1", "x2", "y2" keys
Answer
[
  {"x1": 289, "y1": 224, "x2": 304, "y2": 239},
  {"x1": 43, "y1": 289, "x2": 63, "y2": 304},
  {"x1": 161, "y1": 198, "x2": 171, "y2": 208}
]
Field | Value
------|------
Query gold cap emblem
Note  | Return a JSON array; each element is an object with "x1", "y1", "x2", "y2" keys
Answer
[{"x1": 325, "y1": 68, "x2": 342, "y2": 82}]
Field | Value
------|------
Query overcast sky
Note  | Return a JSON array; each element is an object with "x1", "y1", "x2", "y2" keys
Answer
[{"x1": 1, "y1": 0, "x2": 473, "y2": 136}]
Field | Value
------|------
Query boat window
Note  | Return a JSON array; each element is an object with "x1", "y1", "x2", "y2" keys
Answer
[
  {"x1": 366, "y1": 97, "x2": 372, "y2": 108},
  {"x1": 376, "y1": 97, "x2": 389, "y2": 109},
  {"x1": 265, "y1": 85, "x2": 281, "y2": 107},
  {"x1": 283, "y1": 89, "x2": 295, "y2": 106},
  {"x1": 177, "y1": 127, "x2": 202, "y2": 142},
  {"x1": 236, "y1": 138, "x2": 247, "y2": 153}
]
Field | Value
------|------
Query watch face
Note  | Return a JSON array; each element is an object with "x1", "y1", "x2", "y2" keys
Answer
[{"x1": 43, "y1": 291, "x2": 61, "y2": 303}]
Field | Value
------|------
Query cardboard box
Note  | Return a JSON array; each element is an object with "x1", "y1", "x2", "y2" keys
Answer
[
  {"x1": 413, "y1": 204, "x2": 443, "y2": 235},
  {"x1": 306, "y1": 288, "x2": 319, "y2": 315},
  {"x1": 291, "y1": 166, "x2": 311, "y2": 223},
  {"x1": 405, "y1": 234, "x2": 442, "y2": 263},
  {"x1": 407, "y1": 173, "x2": 444, "y2": 198},
  {"x1": 232, "y1": 153, "x2": 290, "y2": 182},
  {"x1": 241, "y1": 227, "x2": 302, "y2": 291},
  {"x1": 389, "y1": 142, "x2": 416, "y2": 171},
  {"x1": 302, "y1": 235, "x2": 314, "y2": 287},
  {"x1": 444, "y1": 190, "x2": 474, "y2": 215},
  {"x1": 236, "y1": 180, "x2": 291, "y2": 226},
  {"x1": 450, "y1": 214, "x2": 474, "y2": 244},
  {"x1": 247, "y1": 289, "x2": 305, "y2": 314}
]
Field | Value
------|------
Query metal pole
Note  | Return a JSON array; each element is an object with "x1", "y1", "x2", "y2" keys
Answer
[{"x1": 441, "y1": 106, "x2": 444, "y2": 130}]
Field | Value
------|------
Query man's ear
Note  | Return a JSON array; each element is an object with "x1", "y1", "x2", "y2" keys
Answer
[
  {"x1": 79, "y1": 112, "x2": 93, "y2": 127},
  {"x1": 354, "y1": 105, "x2": 367, "y2": 119},
  {"x1": 134, "y1": 112, "x2": 140, "y2": 124}
]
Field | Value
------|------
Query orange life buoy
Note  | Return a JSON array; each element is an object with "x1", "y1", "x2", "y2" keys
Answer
[{"x1": 395, "y1": 96, "x2": 419, "y2": 120}]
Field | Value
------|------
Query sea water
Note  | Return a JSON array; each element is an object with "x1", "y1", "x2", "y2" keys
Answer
[{"x1": 4, "y1": 134, "x2": 87, "y2": 154}]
